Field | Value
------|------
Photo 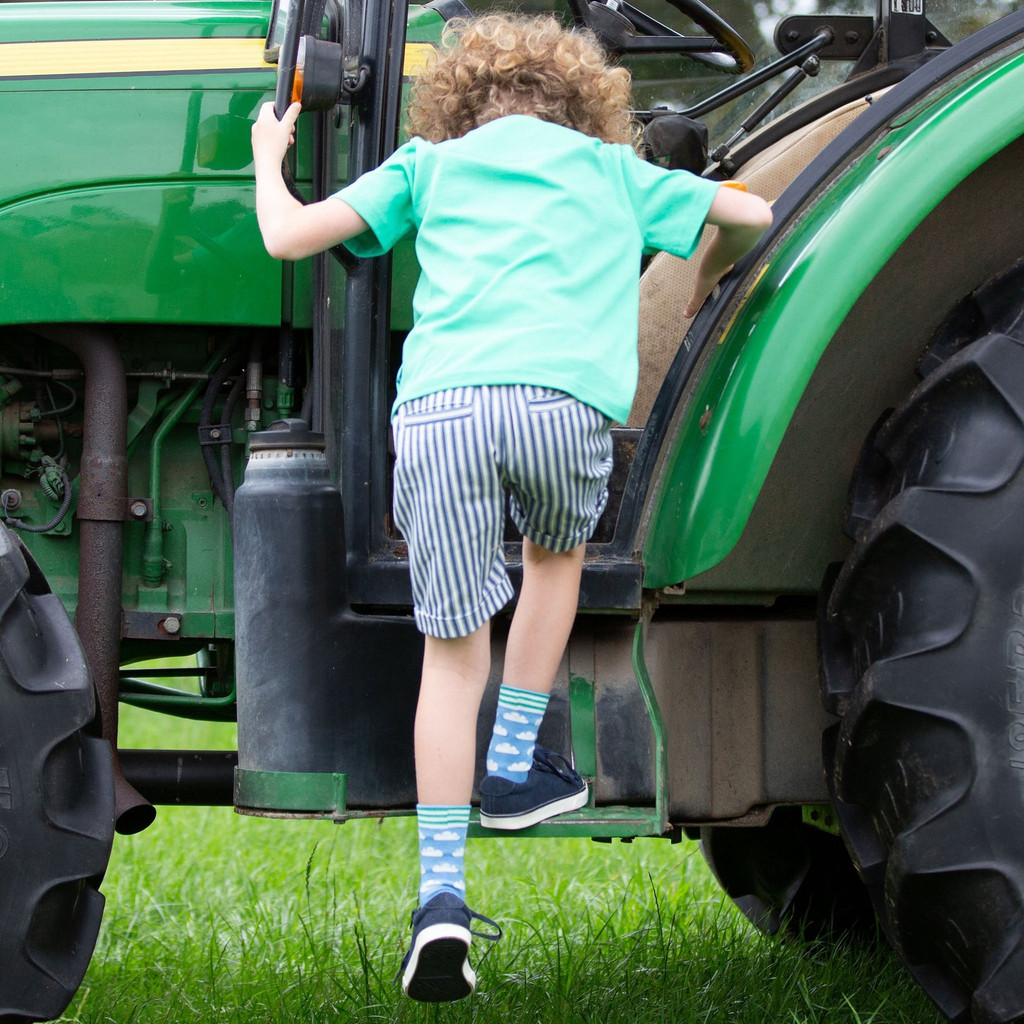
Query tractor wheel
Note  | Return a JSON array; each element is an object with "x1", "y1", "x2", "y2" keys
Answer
[
  {"x1": 699, "y1": 806, "x2": 876, "y2": 941},
  {"x1": 820, "y1": 261, "x2": 1024, "y2": 1024},
  {"x1": 0, "y1": 525, "x2": 115, "y2": 1024}
]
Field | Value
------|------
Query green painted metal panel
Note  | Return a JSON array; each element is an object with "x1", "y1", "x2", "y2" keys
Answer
[
  {"x1": 0, "y1": 2, "x2": 272, "y2": 44},
  {"x1": 235, "y1": 767, "x2": 348, "y2": 814},
  {"x1": 7, "y1": 337, "x2": 246, "y2": 638},
  {"x1": 642, "y1": 48, "x2": 1024, "y2": 588},
  {"x1": 467, "y1": 807, "x2": 664, "y2": 839},
  {"x1": 0, "y1": 1, "x2": 295, "y2": 325},
  {"x1": 568, "y1": 673, "x2": 597, "y2": 778},
  {"x1": 1, "y1": 182, "x2": 279, "y2": 324},
  {"x1": 0, "y1": 86, "x2": 274, "y2": 202}
]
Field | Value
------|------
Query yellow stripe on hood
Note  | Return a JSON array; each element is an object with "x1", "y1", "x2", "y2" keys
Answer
[{"x1": 0, "y1": 36, "x2": 273, "y2": 79}]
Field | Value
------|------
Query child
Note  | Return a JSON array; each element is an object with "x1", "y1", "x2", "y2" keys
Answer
[{"x1": 252, "y1": 11, "x2": 771, "y2": 1004}]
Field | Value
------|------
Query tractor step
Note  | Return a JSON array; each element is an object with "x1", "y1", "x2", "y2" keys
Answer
[{"x1": 468, "y1": 804, "x2": 664, "y2": 839}]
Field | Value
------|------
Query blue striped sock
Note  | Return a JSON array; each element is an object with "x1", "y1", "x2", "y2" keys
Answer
[
  {"x1": 486, "y1": 684, "x2": 549, "y2": 783},
  {"x1": 417, "y1": 804, "x2": 469, "y2": 906}
]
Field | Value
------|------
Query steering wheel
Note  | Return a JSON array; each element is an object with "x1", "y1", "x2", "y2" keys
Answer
[{"x1": 579, "y1": 0, "x2": 755, "y2": 74}]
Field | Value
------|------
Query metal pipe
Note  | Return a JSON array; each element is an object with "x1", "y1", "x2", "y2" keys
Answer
[
  {"x1": 143, "y1": 341, "x2": 234, "y2": 587},
  {"x1": 119, "y1": 749, "x2": 238, "y2": 805},
  {"x1": 34, "y1": 325, "x2": 156, "y2": 835},
  {"x1": 679, "y1": 29, "x2": 833, "y2": 120},
  {"x1": 245, "y1": 340, "x2": 263, "y2": 432}
]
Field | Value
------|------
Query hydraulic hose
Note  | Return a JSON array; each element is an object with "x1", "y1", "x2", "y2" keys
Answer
[
  {"x1": 144, "y1": 341, "x2": 235, "y2": 587},
  {"x1": 219, "y1": 370, "x2": 246, "y2": 520},
  {"x1": 198, "y1": 346, "x2": 246, "y2": 509}
]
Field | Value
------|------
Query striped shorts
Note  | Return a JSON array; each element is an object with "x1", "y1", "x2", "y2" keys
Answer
[{"x1": 392, "y1": 385, "x2": 613, "y2": 639}]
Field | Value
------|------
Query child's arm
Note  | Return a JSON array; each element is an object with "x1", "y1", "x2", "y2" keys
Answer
[
  {"x1": 683, "y1": 186, "x2": 773, "y2": 318},
  {"x1": 251, "y1": 101, "x2": 369, "y2": 261}
]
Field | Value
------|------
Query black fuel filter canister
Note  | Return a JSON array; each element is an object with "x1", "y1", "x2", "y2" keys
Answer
[
  {"x1": 233, "y1": 418, "x2": 423, "y2": 816},
  {"x1": 233, "y1": 419, "x2": 350, "y2": 809}
]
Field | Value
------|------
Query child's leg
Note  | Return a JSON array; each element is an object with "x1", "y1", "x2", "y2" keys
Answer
[
  {"x1": 504, "y1": 537, "x2": 585, "y2": 695},
  {"x1": 392, "y1": 390, "x2": 510, "y2": 999},
  {"x1": 485, "y1": 538, "x2": 584, "y2": 782},
  {"x1": 478, "y1": 536, "x2": 590, "y2": 829},
  {"x1": 414, "y1": 626, "x2": 490, "y2": 907},
  {"x1": 405, "y1": 633, "x2": 503, "y2": 1003},
  {"x1": 416, "y1": 626, "x2": 491, "y2": 804}
]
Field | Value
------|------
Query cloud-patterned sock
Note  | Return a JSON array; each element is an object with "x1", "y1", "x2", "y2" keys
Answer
[
  {"x1": 417, "y1": 804, "x2": 469, "y2": 906},
  {"x1": 486, "y1": 684, "x2": 549, "y2": 783}
]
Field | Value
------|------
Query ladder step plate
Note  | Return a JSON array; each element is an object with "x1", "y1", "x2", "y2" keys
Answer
[{"x1": 468, "y1": 805, "x2": 662, "y2": 839}]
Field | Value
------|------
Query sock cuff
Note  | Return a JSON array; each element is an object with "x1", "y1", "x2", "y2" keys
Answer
[
  {"x1": 497, "y1": 684, "x2": 549, "y2": 715},
  {"x1": 416, "y1": 804, "x2": 470, "y2": 827}
]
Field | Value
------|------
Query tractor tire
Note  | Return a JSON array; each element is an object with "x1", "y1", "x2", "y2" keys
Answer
[
  {"x1": 699, "y1": 806, "x2": 876, "y2": 942},
  {"x1": 0, "y1": 525, "x2": 115, "y2": 1024},
  {"x1": 820, "y1": 262, "x2": 1024, "y2": 1024}
]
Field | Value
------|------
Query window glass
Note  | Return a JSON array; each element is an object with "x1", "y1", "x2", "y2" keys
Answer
[{"x1": 462, "y1": 0, "x2": 1023, "y2": 140}]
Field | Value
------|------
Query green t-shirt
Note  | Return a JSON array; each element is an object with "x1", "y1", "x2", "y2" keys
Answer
[{"x1": 334, "y1": 115, "x2": 720, "y2": 423}]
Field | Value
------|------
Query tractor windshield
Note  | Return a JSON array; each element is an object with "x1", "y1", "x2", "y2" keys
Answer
[
  {"x1": 531, "y1": 0, "x2": 1024, "y2": 137},
  {"x1": 266, "y1": 0, "x2": 1024, "y2": 146}
]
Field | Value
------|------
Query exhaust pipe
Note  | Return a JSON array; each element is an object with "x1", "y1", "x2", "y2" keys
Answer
[{"x1": 37, "y1": 326, "x2": 155, "y2": 835}]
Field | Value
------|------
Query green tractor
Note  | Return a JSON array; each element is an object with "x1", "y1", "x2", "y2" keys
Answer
[{"x1": 1, "y1": 0, "x2": 1023, "y2": 1017}]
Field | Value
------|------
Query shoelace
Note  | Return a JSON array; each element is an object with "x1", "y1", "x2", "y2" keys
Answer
[
  {"x1": 405, "y1": 903, "x2": 503, "y2": 941},
  {"x1": 532, "y1": 747, "x2": 577, "y2": 783},
  {"x1": 467, "y1": 907, "x2": 503, "y2": 943}
]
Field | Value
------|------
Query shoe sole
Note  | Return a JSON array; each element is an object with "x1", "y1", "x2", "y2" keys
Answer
[
  {"x1": 402, "y1": 923, "x2": 475, "y2": 1002},
  {"x1": 478, "y1": 783, "x2": 589, "y2": 831}
]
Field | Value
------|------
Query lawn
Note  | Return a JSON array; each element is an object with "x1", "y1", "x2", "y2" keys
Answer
[{"x1": 60, "y1": 708, "x2": 944, "y2": 1024}]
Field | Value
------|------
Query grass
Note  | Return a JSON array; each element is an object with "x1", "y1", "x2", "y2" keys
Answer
[{"x1": 60, "y1": 708, "x2": 944, "y2": 1024}]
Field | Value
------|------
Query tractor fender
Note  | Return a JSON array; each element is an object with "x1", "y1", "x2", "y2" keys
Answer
[{"x1": 641, "y1": 11, "x2": 1024, "y2": 589}]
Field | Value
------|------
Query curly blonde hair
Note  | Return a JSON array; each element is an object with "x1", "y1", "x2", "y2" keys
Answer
[{"x1": 406, "y1": 13, "x2": 636, "y2": 146}]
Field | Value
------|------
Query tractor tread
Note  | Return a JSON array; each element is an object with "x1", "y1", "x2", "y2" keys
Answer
[
  {"x1": 0, "y1": 528, "x2": 114, "y2": 1024},
  {"x1": 821, "y1": 266, "x2": 1024, "y2": 1024}
]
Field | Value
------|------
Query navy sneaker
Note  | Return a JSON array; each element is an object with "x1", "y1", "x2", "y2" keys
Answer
[
  {"x1": 399, "y1": 892, "x2": 501, "y2": 1003},
  {"x1": 478, "y1": 747, "x2": 588, "y2": 830}
]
